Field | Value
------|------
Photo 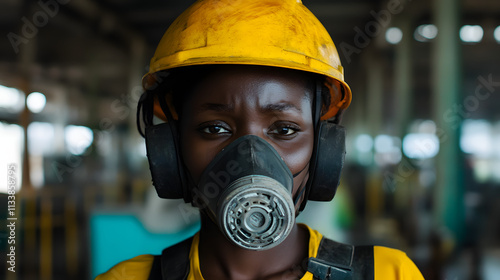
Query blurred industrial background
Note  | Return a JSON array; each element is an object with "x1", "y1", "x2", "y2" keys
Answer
[{"x1": 0, "y1": 0, "x2": 499, "y2": 279}]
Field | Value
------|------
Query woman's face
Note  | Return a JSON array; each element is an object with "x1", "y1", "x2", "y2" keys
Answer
[{"x1": 179, "y1": 65, "x2": 315, "y2": 201}]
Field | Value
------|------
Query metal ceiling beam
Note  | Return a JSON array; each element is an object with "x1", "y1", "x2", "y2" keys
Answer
[
  {"x1": 66, "y1": 0, "x2": 145, "y2": 44},
  {"x1": 307, "y1": 2, "x2": 375, "y2": 19}
]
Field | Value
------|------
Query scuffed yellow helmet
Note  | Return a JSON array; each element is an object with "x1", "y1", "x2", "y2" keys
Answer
[{"x1": 143, "y1": 0, "x2": 352, "y2": 120}]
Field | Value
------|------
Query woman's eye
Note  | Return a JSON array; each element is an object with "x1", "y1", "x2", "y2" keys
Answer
[
  {"x1": 269, "y1": 124, "x2": 299, "y2": 136},
  {"x1": 200, "y1": 125, "x2": 230, "y2": 134},
  {"x1": 276, "y1": 127, "x2": 296, "y2": 135}
]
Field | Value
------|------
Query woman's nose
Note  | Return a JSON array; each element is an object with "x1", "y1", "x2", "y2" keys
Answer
[{"x1": 233, "y1": 122, "x2": 266, "y2": 140}]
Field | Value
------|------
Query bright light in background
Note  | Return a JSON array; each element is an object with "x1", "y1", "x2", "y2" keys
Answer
[
  {"x1": 414, "y1": 24, "x2": 438, "y2": 42},
  {"x1": 0, "y1": 85, "x2": 25, "y2": 113},
  {"x1": 26, "y1": 92, "x2": 46, "y2": 113},
  {"x1": 461, "y1": 120, "x2": 500, "y2": 183},
  {"x1": 420, "y1": 24, "x2": 438, "y2": 39},
  {"x1": 494, "y1": 121, "x2": 500, "y2": 158},
  {"x1": 28, "y1": 122, "x2": 56, "y2": 155},
  {"x1": 354, "y1": 134, "x2": 374, "y2": 166},
  {"x1": 375, "y1": 135, "x2": 395, "y2": 153},
  {"x1": 494, "y1": 26, "x2": 500, "y2": 43},
  {"x1": 403, "y1": 133, "x2": 440, "y2": 159},
  {"x1": 460, "y1": 119, "x2": 492, "y2": 158},
  {"x1": 355, "y1": 134, "x2": 373, "y2": 153},
  {"x1": 28, "y1": 122, "x2": 58, "y2": 188},
  {"x1": 65, "y1": 125, "x2": 94, "y2": 155},
  {"x1": 0, "y1": 122, "x2": 24, "y2": 193},
  {"x1": 492, "y1": 160, "x2": 500, "y2": 183},
  {"x1": 418, "y1": 120, "x2": 437, "y2": 134},
  {"x1": 374, "y1": 135, "x2": 402, "y2": 165},
  {"x1": 137, "y1": 142, "x2": 147, "y2": 158},
  {"x1": 386, "y1": 27, "x2": 403, "y2": 44},
  {"x1": 460, "y1": 25, "x2": 484, "y2": 43},
  {"x1": 473, "y1": 159, "x2": 491, "y2": 183}
]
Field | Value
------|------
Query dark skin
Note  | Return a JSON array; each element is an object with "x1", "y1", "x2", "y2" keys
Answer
[{"x1": 179, "y1": 65, "x2": 315, "y2": 280}]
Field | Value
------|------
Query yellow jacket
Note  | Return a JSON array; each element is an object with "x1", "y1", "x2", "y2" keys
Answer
[{"x1": 96, "y1": 225, "x2": 424, "y2": 280}]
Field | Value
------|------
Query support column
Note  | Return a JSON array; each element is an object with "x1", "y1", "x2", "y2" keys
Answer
[
  {"x1": 392, "y1": 15, "x2": 417, "y2": 218},
  {"x1": 364, "y1": 50, "x2": 385, "y2": 219},
  {"x1": 17, "y1": 7, "x2": 37, "y2": 280},
  {"x1": 127, "y1": 37, "x2": 147, "y2": 204},
  {"x1": 128, "y1": 37, "x2": 146, "y2": 131},
  {"x1": 394, "y1": 17, "x2": 413, "y2": 138},
  {"x1": 18, "y1": 17, "x2": 37, "y2": 192},
  {"x1": 365, "y1": 51, "x2": 384, "y2": 138},
  {"x1": 432, "y1": 0, "x2": 465, "y2": 245}
]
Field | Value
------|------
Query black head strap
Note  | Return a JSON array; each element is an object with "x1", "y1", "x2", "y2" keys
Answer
[
  {"x1": 157, "y1": 92, "x2": 191, "y2": 202},
  {"x1": 139, "y1": 76, "x2": 192, "y2": 202},
  {"x1": 137, "y1": 90, "x2": 155, "y2": 138},
  {"x1": 293, "y1": 79, "x2": 323, "y2": 208}
]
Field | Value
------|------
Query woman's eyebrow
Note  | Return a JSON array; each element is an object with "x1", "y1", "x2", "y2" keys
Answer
[
  {"x1": 199, "y1": 102, "x2": 302, "y2": 113},
  {"x1": 200, "y1": 103, "x2": 234, "y2": 112},
  {"x1": 260, "y1": 103, "x2": 302, "y2": 113}
]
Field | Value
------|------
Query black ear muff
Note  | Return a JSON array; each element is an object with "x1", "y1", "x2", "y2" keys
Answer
[
  {"x1": 307, "y1": 121, "x2": 346, "y2": 201},
  {"x1": 145, "y1": 123, "x2": 188, "y2": 201}
]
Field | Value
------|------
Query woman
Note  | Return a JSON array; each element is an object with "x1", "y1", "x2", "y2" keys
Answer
[{"x1": 97, "y1": 0, "x2": 424, "y2": 279}]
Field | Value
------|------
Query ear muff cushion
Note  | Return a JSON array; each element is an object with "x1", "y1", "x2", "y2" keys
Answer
[
  {"x1": 145, "y1": 123, "x2": 184, "y2": 199},
  {"x1": 307, "y1": 121, "x2": 346, "y2": 201}
]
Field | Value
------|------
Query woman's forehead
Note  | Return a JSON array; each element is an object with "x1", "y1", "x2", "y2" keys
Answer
[{"x1": 187, "y1": 65, "x2": 313, "y2": 101}]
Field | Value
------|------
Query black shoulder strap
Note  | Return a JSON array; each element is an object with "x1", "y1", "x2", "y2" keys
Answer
[
  {"x1": 149, "y1": 236, "x2": 373, "y2": 280},
  {"x1": 148, "y1": 236, "x2": 194, "y2": 280},
  {"x1": 148, "y1": 255, "x2": 162, "y2": 280},
  {"x1": 351, "y1": 245, "x2": 374, "y2": 279},
  {"x1": 307, "y1": 237, "x2": 374, "y2": 280}
]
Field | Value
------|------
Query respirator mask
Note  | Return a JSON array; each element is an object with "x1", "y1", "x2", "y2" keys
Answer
[{"x1": 191, "y1": 135, "x2": 295, "y2": 250}]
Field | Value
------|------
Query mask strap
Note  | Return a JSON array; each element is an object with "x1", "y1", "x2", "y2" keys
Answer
[
  {"x1": 294, "y1": 179, "x2": 308, "y2": 206},
  {"x1": 292, "y1": 164, "x2": 308, "y2": 178}
]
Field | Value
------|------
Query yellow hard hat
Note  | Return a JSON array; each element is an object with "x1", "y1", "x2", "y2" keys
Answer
[{"x1": 143, "y1": 0, "x2": 352, "y2": 120}]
